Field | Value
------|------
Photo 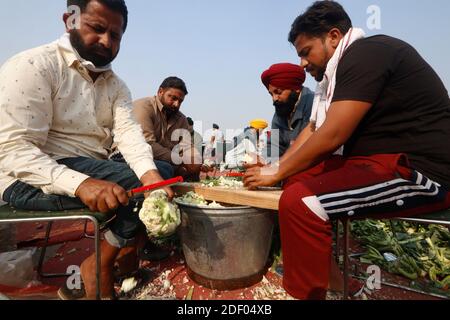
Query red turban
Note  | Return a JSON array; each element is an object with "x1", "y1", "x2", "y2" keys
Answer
[{"x1": 261, "y1": 63, "x2": 306, "y2": 91}]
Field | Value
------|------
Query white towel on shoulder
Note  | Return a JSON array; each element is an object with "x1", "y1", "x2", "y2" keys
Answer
[{"x1": 310, "y1": 28, "x2": 366, "y2": 154}]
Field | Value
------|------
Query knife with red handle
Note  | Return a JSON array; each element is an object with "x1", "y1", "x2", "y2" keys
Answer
[
  {"x1": 126, "y1": 176, "x2": 184, "y2": 198},
  {"x1": 224, "y1": 172, "x2": 245, "y2": 178}
]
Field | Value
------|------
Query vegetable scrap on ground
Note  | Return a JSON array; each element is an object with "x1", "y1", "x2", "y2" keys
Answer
[
  {"x1": 134, "y1": 177, "x2": 449, "y2": 300},
  {"x1": 351, "y1": 219, "x2": 450, "y2": 296},
  {"x1": 122, "y1": 258, "x2": 296, "y2": 301}
]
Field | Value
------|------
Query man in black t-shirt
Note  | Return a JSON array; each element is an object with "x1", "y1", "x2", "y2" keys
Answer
[{"x1": 243, "y1": 1, "x2": 450, "y2": 300}]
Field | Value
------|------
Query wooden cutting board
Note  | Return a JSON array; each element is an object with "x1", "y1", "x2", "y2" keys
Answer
[{"x1": 173, "y1": 183, "x2": 282, "y2": 211}]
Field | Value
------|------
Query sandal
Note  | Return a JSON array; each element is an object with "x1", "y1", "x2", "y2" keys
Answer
[
  {"x1": 57, "y1": 282, "x2": 87, "y2": 300},
  {"x1": 57, "y1": 282, "x2": 118, "y2": 300}
]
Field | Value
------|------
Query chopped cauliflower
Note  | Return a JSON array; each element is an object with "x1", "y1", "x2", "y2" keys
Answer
[
  {"x1": 139, "y1": 190, "x2": 181, "y2": 238},
  {"x1": 121, "y1": 277, "x2": 138, "y2": 294},
  {"x1": 208, "y1": 201, "x2": 224, "y2": 208},
  {"x1": 176, "y1": 192, "x2": 224, "y2": 208},
  {"x1": 176, "y1": 192, "x2": 208, "y2": 206},
  {"x1": 201, "y1": 176, "x2": 244, "y2": 189}
]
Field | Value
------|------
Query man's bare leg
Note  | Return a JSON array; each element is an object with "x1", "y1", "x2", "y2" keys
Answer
[
  {"x1": 81, "y1": 240, "x2": 121, "y2": 299},
  {"x1": 114, "y1": 231, "x2": 147, "y2": 277},
  {"x1": 115, "y1": 247, "x2": 138, "y2": 277}
]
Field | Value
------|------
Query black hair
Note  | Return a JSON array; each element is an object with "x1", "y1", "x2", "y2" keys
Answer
[
  {"x1": 67, "y1": 0, "x2": 128, "y2": 31},
  {"x1": 160, "y1": 77, "x2": 189, "y2": 95},
  {"x1": 213, "y1": 124, "x2": 219, "y2": 130},
  {"x1": 288, "y1": 1, "x2": 352, "y2": 44},
  {"x1": 187, "y1": 117, "x2": 194, "y2": 126}
]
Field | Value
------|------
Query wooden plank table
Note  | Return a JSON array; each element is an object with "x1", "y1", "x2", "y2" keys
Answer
[{"x1": 173, "y1": 183, "x2": 282, "y2": 211}]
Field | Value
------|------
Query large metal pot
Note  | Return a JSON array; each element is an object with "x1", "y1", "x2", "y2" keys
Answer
[{"x1": 175, "y1": 200, "x2": 275, "y2": 290}]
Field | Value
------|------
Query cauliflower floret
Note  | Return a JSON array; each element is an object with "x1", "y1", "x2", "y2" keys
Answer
[
  {"x1": 217, "y1": 176, "x2": 244, "y2": 188},
  {"x1": 139, "y1": 190, "x2": 181, "y2": 238},
  {"x1": 176, "y1": 192, "x2": 209, "y2": 206},
  {"x1": 176, "y1": 192, "x2": 224, "y2": 208},
  {"x1": 200, "y1": 177, "x2": 244, "y2": 189},
  {"x1": 207, "y1": 201, "x2": 224, "y2": 208}
]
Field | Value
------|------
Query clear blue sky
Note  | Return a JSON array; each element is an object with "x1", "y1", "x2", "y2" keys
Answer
[{"x1": 1, "y1": 0, "x2": 449, "y2": 140}]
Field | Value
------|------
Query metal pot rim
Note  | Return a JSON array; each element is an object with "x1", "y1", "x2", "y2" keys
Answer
[{"x1": 174, "y1": 198, "x2": 252, "y2": 210}]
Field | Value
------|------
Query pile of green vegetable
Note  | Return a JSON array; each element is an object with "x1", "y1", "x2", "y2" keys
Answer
[{"x1": 351, "y1": 220, "x2": 450, "y2": 291}]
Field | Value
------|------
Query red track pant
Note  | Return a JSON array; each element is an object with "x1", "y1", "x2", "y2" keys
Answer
[{"x1": 279, "y1": 154, "x2": 450, "y2": 300}]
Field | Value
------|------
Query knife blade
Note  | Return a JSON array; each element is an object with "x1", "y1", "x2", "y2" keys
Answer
[{"x1": 126, "y1": 176, "x2": 184, "y2": 198}]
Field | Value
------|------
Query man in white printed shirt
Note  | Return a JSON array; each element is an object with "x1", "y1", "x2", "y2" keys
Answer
[{"x1": 0, "y1": 0, "x2": 172, "y2": 299}]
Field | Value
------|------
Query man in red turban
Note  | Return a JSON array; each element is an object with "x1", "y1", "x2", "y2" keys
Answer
[
  {"x1": 262, "y1": 63, "x2": 306, "y2": 91},
  {"x1": 260, "y1": 63, "x2": 314, "y2": 160}
]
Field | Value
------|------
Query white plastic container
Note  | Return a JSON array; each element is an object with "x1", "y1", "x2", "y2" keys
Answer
[{"x1": 0, "y1": 250, "x2": 35, "y2": 288}]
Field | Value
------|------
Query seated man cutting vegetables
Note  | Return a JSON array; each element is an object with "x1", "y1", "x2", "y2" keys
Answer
[
  {"x1": 0, "y1": 0, "x2": 173, "y2": 299},
  {"x1": 131, "y1": 77, "x2": 205, "y2": 182},
  {"x1": 244, "y1": 0, "x2": 450, "y2": 300}
]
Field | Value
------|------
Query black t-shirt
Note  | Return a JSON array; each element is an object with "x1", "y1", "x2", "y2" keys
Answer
[{"x1": 332, "y1": 35, "x2": 450, "y2": 189}]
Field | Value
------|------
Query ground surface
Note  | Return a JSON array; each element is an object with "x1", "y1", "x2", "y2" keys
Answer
[{"x1": 0, "y1": 219, "x2": 446, "y2": 301}]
